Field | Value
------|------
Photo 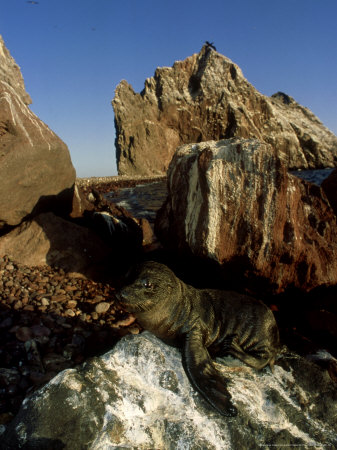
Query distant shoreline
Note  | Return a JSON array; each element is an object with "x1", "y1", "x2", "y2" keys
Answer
[{"x1": 76, "y1": 174, "x2": 167, "y2": 193}]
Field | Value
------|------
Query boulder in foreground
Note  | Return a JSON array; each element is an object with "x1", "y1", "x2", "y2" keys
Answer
[{"x1": 2, "y1": 332, "x2": 336, "y2": 449}]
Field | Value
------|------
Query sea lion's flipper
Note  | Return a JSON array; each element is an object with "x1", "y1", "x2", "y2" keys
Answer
[
  {"x1": 183, "y1": 329, "x2": 238, "y2": 417},
  {"x1": 222, "y1": 335, "x2": 275, "y2": 370}
]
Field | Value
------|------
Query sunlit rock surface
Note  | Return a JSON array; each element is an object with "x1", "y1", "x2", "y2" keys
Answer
[
  {"x1": 156, "y1": 138, "x2": 337, "y2": 292},
  {"x1": 112, "y1": 45, "x2": 337, "y2": 176},
  {"x1": 0, "y1": 36, "x2": 75, "y2": 229},
  {"x1": 0, "y1": 35, "x2": 31, "y2": 105},
  {"x1": 2, "y1": 332, "x2": 336, "y2": 449}
]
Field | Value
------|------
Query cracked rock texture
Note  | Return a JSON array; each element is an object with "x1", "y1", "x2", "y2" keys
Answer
[
  {"x1": 156, "y1": 138, "x2": 337, "y2": 293},
  {"x1": 2, "y1": 332, "x2": 336, "y2": 449},
  {"x1": 113, "y1": 46, "x2": 337, "y2": 176},
  {"x1": 0, "y1": 36, "x2": 76, "y2": 229}
]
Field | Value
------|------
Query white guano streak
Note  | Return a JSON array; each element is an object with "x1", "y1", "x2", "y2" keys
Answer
[
  {"x1": 205, "y1": 160, "x2": 223, "y2": 259},
  {"x1": 184, "y1": 156, "x2": 203, "y2": 248},
  {"x1": 0, "y1": 91, "x2": 33, "y2": 146},
  {"x1": 0, "y1": 82, "x2": 54, "y2": 150}
]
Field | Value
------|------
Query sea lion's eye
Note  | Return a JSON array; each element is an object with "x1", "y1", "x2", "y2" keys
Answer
[{"x1": 142, "y1": 279, "x2": 153, "y2": 289}]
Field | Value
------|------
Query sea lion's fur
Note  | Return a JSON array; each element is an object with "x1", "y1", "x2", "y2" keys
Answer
[{"x1": 117, "y1": 261, "x2": 280, "y2": 417}]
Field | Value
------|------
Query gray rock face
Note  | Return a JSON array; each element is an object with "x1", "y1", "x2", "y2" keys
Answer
[
  {"x1": 112, "y1": 46, "x2": 337, "y2": 176},
  {"x1": 156, "y1": 138, "x2": 337, "y2": 293},
  {"x1": 0, "y1": 36, "x2": 76, "y2": 229},
  {"x1": 2, "y1": 332, "x2": 336, "y2": 449}
]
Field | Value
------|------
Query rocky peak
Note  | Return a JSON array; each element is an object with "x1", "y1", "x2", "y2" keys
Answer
[
  {"x1": 113, "y1": 47, "x2": 337, "y2": 176},
  {"x1": 271, "y1": 91, "x2": 295, "y2": 105},
  {"x1": 0, "y1": 35, "x2": 32, "y2": 105}
]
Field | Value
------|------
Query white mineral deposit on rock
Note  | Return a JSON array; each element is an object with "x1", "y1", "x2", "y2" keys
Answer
[
  {"x1": 3, "y1": 332, "x2": 337, "y2": 449},
  {"x1": 156, "y1": 138, "x2": 337, "y2": 292}
]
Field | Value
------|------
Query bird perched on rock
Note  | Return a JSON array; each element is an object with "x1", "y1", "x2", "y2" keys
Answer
[{"x1": 205, "y1": 41, "x2": 216, "y2": 51}]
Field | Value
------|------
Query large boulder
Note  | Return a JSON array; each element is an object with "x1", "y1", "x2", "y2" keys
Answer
[
  {"x1": 155, "y1": 138, "x2": 337, "y2": 293},
  {"x1": 112, "y1": 45, "x2": 337, "y2": 176},
  {"x1": 2, "y1": 332, "x2": 336, "y2": 449},
  {"x1": 0, "y1": 36, "x2": 76, "y2": 229},
  {"x1": 0, "y1": 212, "x2": 111, "y2": 278}
]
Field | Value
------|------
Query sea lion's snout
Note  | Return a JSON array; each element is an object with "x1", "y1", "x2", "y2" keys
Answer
[
  {"x1": 116, "y1": 287, "x2": 133, "y2": 306},
  {"x1": 116, "y1": 283, "x2": 152, "y2": 313}
]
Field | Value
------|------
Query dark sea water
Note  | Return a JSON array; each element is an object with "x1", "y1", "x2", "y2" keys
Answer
[
  {"x1": 106, "y1": 169, "x2": 334, "y2": 223},
  {"x1": 290, "y1": 168, "x2": 334, "y2": 185},
  {"x1": 105, "y1": 179, "x2": 168, "y2": 224}
]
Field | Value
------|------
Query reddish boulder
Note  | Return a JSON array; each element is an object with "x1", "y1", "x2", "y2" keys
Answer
[{"x1": 156, "y1": 138, "x2": 337, "y2": 292}]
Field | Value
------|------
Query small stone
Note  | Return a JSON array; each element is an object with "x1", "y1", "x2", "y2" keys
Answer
[
  {"x1": 67, "y1": 300, "x2": 77, "y2": 309},
  {"x1": 0, "y1": 412, "x2": 14, "y2": 425},
  {"x1": 128, "y1": 326, "x2": 140, "y2": 335},
  {"x1": 55, "y1": 288, "x2": 66, "y2": 295},
  {"x1": 0, "y1": 368, "x2": 20, "y2": 385},
  {"x1": 16, "y1": 327, "x2": 33, "y2": 342},
  {"x1": 95, "y1": 302, "x2": 110, "y2": 314},
  {"x1": 91, "y1": 312, "x2": 99, "y2": 320},
  {"x1": 67, "y1": 272, "x2": 86, "y2": 279},
  {"x1": 92, "y1": 295, "x2": 105, "y2": 304},
  {"x1": 114, "y1": 315, "x2": 136, "y2": 328},
  {"x1": 0, "y1": 317, "x2": 13, "y2": 329},
  {"x1": 41, "y1": 297, "x2": 50, "y2": 306},
  {"x1": 13, "y1": 300, "x2": 23, "y2": 310},
  {"x1": 65, "y1": 309, "x2": 75, "y2": 317},
  {"x1": 23, "y1": 305, "x2": 35, "y2": 312},
  {"x1": 31, "y1": 325, "x2": 51, "y2": 338},
  {"x1": 87, "y1": 192, "x2": 95, "y2": 203},
  {"x1": 51, "y1": 294, "x2": 67, "y2": 303},
  {"x1": 5, "y1": 264, "x2": 14, "y2": 271},
  {"x1": 65, "y1": 285, "x2": 77, "y2": 292}
]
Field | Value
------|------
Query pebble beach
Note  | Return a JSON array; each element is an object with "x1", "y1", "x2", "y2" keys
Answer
[{"x1": 0, "y1": 254, "x2": 140, "y2": 427}]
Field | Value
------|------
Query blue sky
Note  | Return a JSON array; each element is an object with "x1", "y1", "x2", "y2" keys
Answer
[{"x1": 1, "y1": 0, "x2": 336, "y2": 177}]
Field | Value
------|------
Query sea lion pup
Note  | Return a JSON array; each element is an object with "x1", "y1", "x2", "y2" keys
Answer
[{"x1": 117, "y1": 261, "x2": 280, "y2": 417}]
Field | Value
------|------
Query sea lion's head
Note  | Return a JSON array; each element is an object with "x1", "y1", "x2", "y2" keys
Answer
[{"x1": 116, "y1": 261, "x2": 180, "y2": 313}]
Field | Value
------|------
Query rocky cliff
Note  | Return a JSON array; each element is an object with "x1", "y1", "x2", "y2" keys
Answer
[{"x1": 113, "y1": 46, "x2": 337, "y2": 176}]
